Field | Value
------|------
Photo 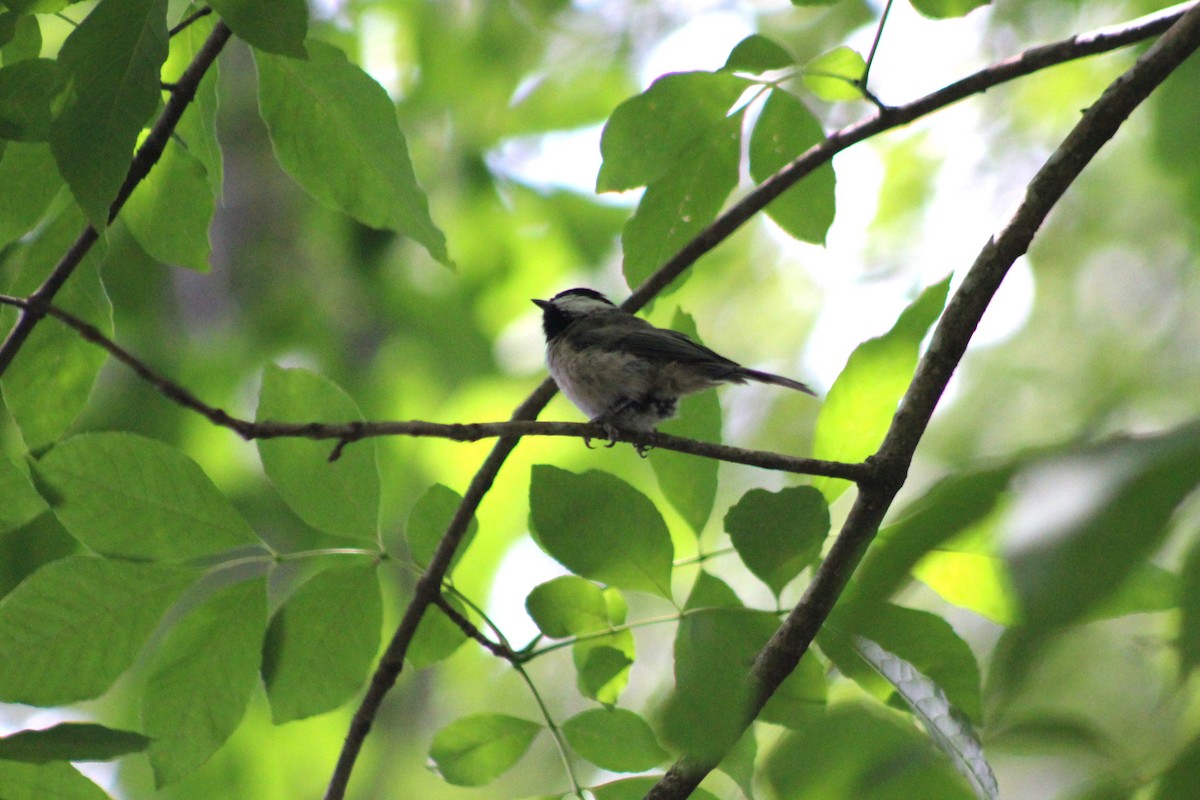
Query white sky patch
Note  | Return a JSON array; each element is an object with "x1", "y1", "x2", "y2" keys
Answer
[{"x1": 486, "y1": 538, "x2": 572, "y2": 647}]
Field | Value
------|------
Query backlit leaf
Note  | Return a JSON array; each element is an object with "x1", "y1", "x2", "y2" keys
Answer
[{"x1": 429, "y1": 714, "x2": 542, "y2": 787}]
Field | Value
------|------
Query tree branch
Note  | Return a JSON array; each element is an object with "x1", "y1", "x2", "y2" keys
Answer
[
  {"x1": 322, "y1": 5, "x2": 1200, "y2": 798},
  {"x1": 0, "y1": 20, "x2": 233, "y2": 377},
  {"x1": 644, "y1": 5, "x2": 1200, "y2": 798},
  {"x1": 0, "y1": 294, "x2": 865, "y2": 480}
]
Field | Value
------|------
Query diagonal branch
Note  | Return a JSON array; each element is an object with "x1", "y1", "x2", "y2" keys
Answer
[
  {"x1": 322, "y1": 5, "x2": 1200, "y2": 798},
  {"x1": 0, "y1": 20, "x2": 233, "y2": 376},
  {"x1": 644, "y1": 5, "x2": 1200, "y2": 798}
]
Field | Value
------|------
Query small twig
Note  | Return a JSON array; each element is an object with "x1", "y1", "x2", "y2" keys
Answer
[
  {"x1": 431, "y1": 594, "x2": 514, "y2": 660},
  {"x1": 860, "y1": 0, "x2": 895, "y2": 97},
  {"x1": 169, "y1": 6, "x2": 213, "y2": 38}
]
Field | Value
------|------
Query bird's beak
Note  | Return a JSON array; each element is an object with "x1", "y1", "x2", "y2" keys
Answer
[{"x1": 532, "y1": 299, "x2": 551, "y2": 310}]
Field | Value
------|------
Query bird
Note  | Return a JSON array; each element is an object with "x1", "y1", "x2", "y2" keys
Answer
[{"x1": 532, "y1": 287, "x2": 815, "y2": 453}]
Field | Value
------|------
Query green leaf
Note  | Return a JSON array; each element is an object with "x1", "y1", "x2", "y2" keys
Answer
[
  {"x1": 429, "y1": 713, "x2": 542, "y2": 787},
  {"x1": 759, "y1": 645, "x2": 827, "y2": 727},
  {"x1": 0, "y1": 453, "x2": 46, "y2": 533},
  {"x1": 0, "y1": 723, "x2": 150, "y2": 763},
  {"x1": 142, "y1": 578, "x2": 267, "y2": 786},
  {"x1": 405, "y1": 483, "x2": 478, "y2": 570},
  {"x1": 763, "y1": 702, "x2": 975, "y2": 800},
  {"x1": 850, "y1": 637, "x2": 998, "y2": 800},
  {"x1": 1, "y1": 12, "x2": 41, "y2": 63},
  {"x1": 35, "y1": 432, "x2": 256, "y2": 559},
  {"x1": 262, "y1": 563, "x2": 382, "y2": 722},
  {"x1": 803, "y1": 46, "x2": 867, "y2": 101},
  {"x1": 1, "y1": 205, "x2": 111, "y2": 451},
  {"x1": 0, "y1": 556, "x2": 196, "y2": 705},
  {"x1": 49, "y1": 0, "x2": 169, "y2": 227},
  {"x1": 0, "y1": 761, "x2": 116, "y2": 800},
  {"x1": 525, "y1": 575, "x2": 609, "y2": 638},
  {"x1": 717, "y1": 729, "x2": 758, "y2": 800},
  {"x1": 909, "y1": 0, "x2": 989, "y2": 19},
  {"x1": 254, "y1": 41, "x2": 449, "y2": 264},
  {"x1": 853, "y1": 467, "x2": 1014, "y2": 606},
  {"x1": 912, "y1": 547, "x2": 1017, "y2": 625},
  {"x1": 121, "y1": 138, "x2": 213, "y2": 270},
  {"x1": 529, "y1": 465, "x2": 673, "y2": 598},
  {"x1": 0, "y1": 58, "x2": 63, "y2": 141},
  {"x1": 167, "y1": 12, "x2": 222, "y2": 196},
  {"x1": 0, "y1": 142, "x2": 63, "y2": 248},
  {"x1": 812, "y1": 276, "x2": 951, "y2": 502},
  {"x1": 1009, "y1": 423, "x2": 1200, "y2": 631},
  {"x1": 573, "y1": 630, "x2": 634, "y2": 705},
  {"x1": 597, "y1": 70, "x2": 749, "y2": 192},
  {"x1": 255, "y1": 365, "x2": 380, "y2": 543},
  {"x1": 592, "y1": 777, "x2": 720, "y2": 800},
  {"x1": 748, "y1": 88, "x2": 836, "y2": 245},
  {"x1": 1155, "y1": 733, "x2": 1200, "y2": 800},
  {"x1": 651, "y1": 309, "x2": 720, "y2": 534},
  {"x1": 822, "y1": 601, "x2": 982, "y2": 722},
  {"x1": 722, "y1": 34, "x2": 794, "y2": 74},
  {"x1": 407, "y1": 592, "x2": 469, "y2": 669},
  {"x1": 620, "y1": 110, "x2": 741, "y2": 290},
  {"x1": 208, "y1": 0, "x2": 306, "y2": 58},
  {"x1": 725, "y1": 485, "x2": 829, "y2": 596},
  {"x1": 662, "y1": 573, "x2": 775, "y2": 761},
  {"x1": 562, "y1": 707, "x2": 667, "y2": 772}
]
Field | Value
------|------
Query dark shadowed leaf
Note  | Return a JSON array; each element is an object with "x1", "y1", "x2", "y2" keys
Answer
[
  {"x1": 405, "y1": 483, "x2": 478, "y2": 570},
  {"x1": 726, "y1": 485, "x2": 828, "y2": 595},
  {"x1": 208, "y1": 0, "x2": 306, "y2": 58},
  {"x1": 0, "y1": 723, "x2": 149, "y2": 763}
]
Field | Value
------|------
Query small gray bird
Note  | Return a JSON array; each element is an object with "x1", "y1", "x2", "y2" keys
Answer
[{"x1": 533, "y1": 288, "x2": 815, "y2": 451}]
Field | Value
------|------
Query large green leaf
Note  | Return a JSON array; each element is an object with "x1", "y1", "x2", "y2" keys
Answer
[
  {"x1": 49, "y1": 0, "x2": 168, "y2": 227},
  {"x1": 651, "y1": 309, "x2": 720, "y2": 534},
  {"x1": 562, "y1": 708, "x2": 667, "y2": 772},
  {"x1": 748, "y1": 88, "x2": 836, "y2": 244},
  {"x1": 0, "y1": 142, "x2": 63, "y2": 248},
  {"x1": 121, "y1": 138, "x2": 213, "y2": 271},
  {"x1": 763, "y1": 702, "x2": 975, "y2": 800},
  {"x1": 255, "y1": 365, "x2": 380, "y2": 543},
  {"x1": 262, "y1": 562, "x2": 382, "y2": 723},
  {"x1": 142, "y1": 578, "x2": 267, "y2": 786},
  {"x1": 0, "y1": 58, "x2": 64, "y2": 141},
  {"x1": 0, "y1": 761, "x2": 115, "y2": 800},
  {"x1": 725, "y1": 485, "x2": 828, "y2": 596},
  {"x1": 208, "y1": 0, "x2": 306, "y2": 58},
  {"x1": 0, "y1": 723, "x2": 149, "y2": 763},
  {"x1": 812, "y1": 276, "x2": 951, "y2": 502},
  {"x1": 255, "y1": 41, "x2": 449, "y2": 264},
  {"x1": 822, "y1": 601, "x2": 982, "y2": 723},
  {"x1": 429, "y1": 713, "x2": 542, "y2": 787},
  {"x1": 1009, "y1": 423, "x2": 1200, "y2": 631},
  {"x1": 0, "y1": 556, "x2": 196, "y2": 705},
  {"x1": 529, "y1": 465, "x2": 673, "y2": 598},
  {"x1": 850, "y1": 637, "x2": 997, "y2": 800},
  {"x1": 596, "y1": 70, "x2": 749, "y2": 192},
  {"x1": 0, "y1": 453, "x2": 46, "y2": 534},
  {"x1": 620, "y1": 111, "x2": 741, "y2": 290},
  {"x1": 35, "y1": 432, "x2": 256, "y2": 559},
  {"x1": 853, "y1": 467, "x2": 1014, "y2": 606}
]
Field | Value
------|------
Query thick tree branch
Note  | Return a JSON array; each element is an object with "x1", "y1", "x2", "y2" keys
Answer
[
  {"x1": 323, "y1": 5, "x2": 1200, "y2": 798},
  {"x1": 0, "y1": 20, "x2": 233, "y2": 376},
  {"x1": 645, "y1": 5, "x2": 1200, "y2": 798}
]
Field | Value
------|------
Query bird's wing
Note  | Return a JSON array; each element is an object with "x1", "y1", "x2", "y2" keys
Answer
[{"x1": 613, "y1": 328, "x2": 741, "y2": 368}]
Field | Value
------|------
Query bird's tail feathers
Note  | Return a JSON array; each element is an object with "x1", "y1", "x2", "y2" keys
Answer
[{"x1": 740, "y1": 368, "x2": 816, "y2": 396}]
